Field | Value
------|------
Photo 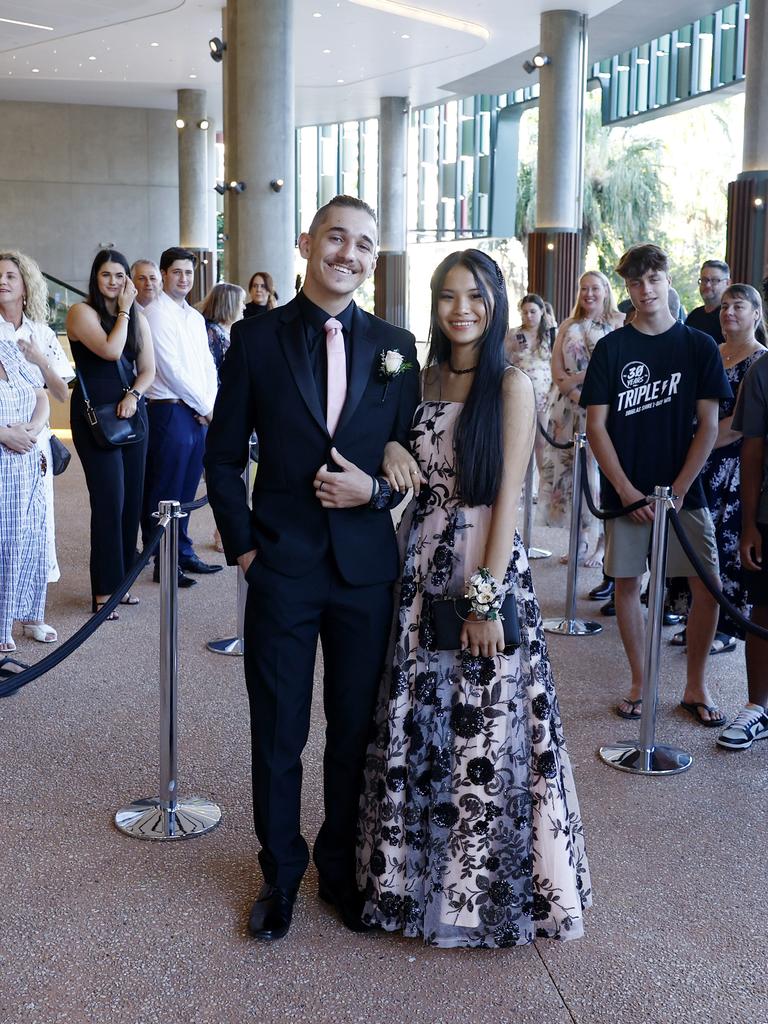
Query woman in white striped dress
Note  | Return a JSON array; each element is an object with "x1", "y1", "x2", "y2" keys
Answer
[{"x1": 0, "y1": 258, "x2": 51, "y2": 653}]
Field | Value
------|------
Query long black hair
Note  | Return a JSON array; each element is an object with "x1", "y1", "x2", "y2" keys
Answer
[
  {"x1": 519, "y1": 292, "x2": 551, "y2": 354},
  {"x1": 426, "y1": 249, "x2": 509, "y2": 507},
  {"x1": 87, "y1": 248, "x2": 140, "y2": 354}
]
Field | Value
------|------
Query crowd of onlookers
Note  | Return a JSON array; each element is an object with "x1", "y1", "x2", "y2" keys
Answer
[
  {"x1": 2, "y1": 238, "x2": 768, "y2": 752},
  {"x1": 0, "y1": 244, "x2": 276, "y2": 671},
  {"x1": 506, "y1": 253, "x2": 768, "y2": 750}
]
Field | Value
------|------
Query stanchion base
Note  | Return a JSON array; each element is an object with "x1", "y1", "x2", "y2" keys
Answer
[
  {"x1": 542, "y1": 618, "x2": 602, "y2": 636},
  {"x1": 115, "y1": 797, "x2": 222, "y2": 840},
  {"x1": 206, "y1": 636, "x2": 244, "y2": 656},
  {"x1": 527, "y1": 547, "x2": 552, "y2": 560},
  {"x1": 598, "y1": 743, "x2": 693, "y2": 776}
]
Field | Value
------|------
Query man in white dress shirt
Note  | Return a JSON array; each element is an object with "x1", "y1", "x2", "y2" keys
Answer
[{"x1": 141, "y1": 246, "x2": 221, "y2": 584}]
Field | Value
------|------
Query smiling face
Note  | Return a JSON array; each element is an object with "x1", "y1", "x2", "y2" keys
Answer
[
  {"x1": 626, "y1": 267, "x2": 671, "y2": 320},
  {"x1": 436, "y1": 264, "x2": 491, "y2": 349},
  {"x1": 97, "y1": 261, "x2": 127, "y2": 301},
  {"x1": 578, "y1": 274, "x2": 606, "y2": 318},
  {"x1": 298, "y1": 205, "x2": 377, "y2": 312},
  {"x1": 0, "y1": 259, "x2": 25, "y2": 312},
  {"x1": 720, "y1": 292, "x2": 760, "y2": 339},
  {"x1": 521, "y1": 301, "x2": 543, "y2": 332},
  {"x1": 162, "y1": 259, "x2": 195, "y2": 302},
  {"x1": 132, "y1": 262, "x2": 161, "y2": 306}
]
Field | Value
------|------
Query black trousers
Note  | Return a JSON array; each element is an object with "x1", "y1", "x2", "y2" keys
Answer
[
  {"x1": 243, "y1": 552, "x2": 393, "y2": 892},
  {"x1": 70, "y1": 392, "x2": 147, "y2": 597}
]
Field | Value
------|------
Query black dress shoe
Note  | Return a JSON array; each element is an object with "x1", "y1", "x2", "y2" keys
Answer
[
  {"x1": 318, "y1": 880, "x2": 373, "y2": 933},
  {"x1": 588, "y1": 577, "x2": 614, "y2": 601},
  {"x1": 600, "y1": 596, "x2": 616, "y2": 617},
  {"x1": 248, "y1": 884, "x2": 296, "y2": 941},
  {"x1": 179, "y1": 553, "x2": 223, "y2": 574},
  {"x1": 152, "y1": 563, "x2": 197, "y2": 588}
]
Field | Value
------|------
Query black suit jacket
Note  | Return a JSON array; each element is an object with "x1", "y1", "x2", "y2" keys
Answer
[{"x1": 204, "y1": 295, "x2": 419, "y2": 586}]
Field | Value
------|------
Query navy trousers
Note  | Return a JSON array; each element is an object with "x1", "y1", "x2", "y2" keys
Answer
[{"x1": 141, "y1": 402, "x2": 206, "y2": 561}]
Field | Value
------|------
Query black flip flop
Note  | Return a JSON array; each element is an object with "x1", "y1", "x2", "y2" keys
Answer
[
  {"x1": 679, "y1": 701, "x2": 727, "y2": 728},
  {"x1": 0, "y1": 656, "x2": 29, "y2": 679},
  {"x1": 616, "y1": 698, "x2": 643, "y2": 720}
]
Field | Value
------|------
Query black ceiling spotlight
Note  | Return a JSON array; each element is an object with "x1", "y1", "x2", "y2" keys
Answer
[
  {"x1": 214, "y1": 182, "x2": 226, "y2": 195},
  {"x1": 270, "y1": 178, "x2": 284, "y2": 192},
  {"x1": 209, "y1": 37, "x2": 226, "y2": 62},
  {"x1": 229, "y1": 180, "x2": 246, "y2": 193},
  {"x1": 214, "y1": 180, "x2": 247, "y2": 194},
  {"x1": 523, "y1": 52, "x2": 551, "y2": 74}
]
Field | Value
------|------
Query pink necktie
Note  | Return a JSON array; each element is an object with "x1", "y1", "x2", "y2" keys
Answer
[{"x1": 324, "y1": 317, "x2": 347, "y2": 435}]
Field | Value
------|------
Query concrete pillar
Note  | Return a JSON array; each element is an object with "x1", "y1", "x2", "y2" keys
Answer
[
  {"x1": 528, "y1": 9, "x2": 587, "y2": 320},
  {"x1": 207, "y1": 121, "x2": 219, "y2": 269},
  {"x1": 223, "y1": 0, "x2": 295, "y2": 303},
  {"x1": 726, "y1": 0, "x2": 768, "y2": 288},
  {"x1": 535, "y1": 10, "x2": 584, "y2": 229},
  {"x1": 374, "y1": 97, "x2": 408, "y2": 326},
  {"x1": 743, "y1": 0, "x2": 768, "y2": 173},
  {"x1": 177, "y1": 89, "x2": 209, "y2": 249}
]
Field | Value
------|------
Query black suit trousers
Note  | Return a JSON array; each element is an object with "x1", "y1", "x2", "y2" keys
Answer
[{"x1": 243, "y1": 552, "x2": 393, "y2": 892}]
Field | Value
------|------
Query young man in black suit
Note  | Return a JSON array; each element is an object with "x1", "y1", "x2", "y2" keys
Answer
[{"x1": 204, "y1": 196, "x2": 419, "y2": 940}]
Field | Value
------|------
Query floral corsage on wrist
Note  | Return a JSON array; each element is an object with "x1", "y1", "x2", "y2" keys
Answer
[
  {"x1": 466, "y1": 567, "x2": 505, "y2": 621},
  {"x1": 378, "y1": 349, "x2": 413, "y2": 402}
]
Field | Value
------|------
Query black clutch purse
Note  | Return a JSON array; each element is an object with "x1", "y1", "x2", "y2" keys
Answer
[
  {"x1": 50, "y1": 434, "x2": 71, "y2": 475},
  {"x1": 76, "y1": 361, "x2": 146, "y2": 450},
  {"x1": 431, "y1": 593, "x2": 521, "y2": 652}
]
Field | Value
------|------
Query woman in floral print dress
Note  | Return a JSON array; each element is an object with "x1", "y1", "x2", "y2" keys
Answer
[{"x1": 357, "y1": 250, "x2": 591, "y2": 948}]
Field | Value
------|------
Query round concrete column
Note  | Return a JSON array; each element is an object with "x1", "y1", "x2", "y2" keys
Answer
[
  {"x1": 224, "y1": 0, "x2": 295, "y2": 302},
  {"x1": 743, "y1": 0, "x2": 768, "y2": 172},
  {"x1": 535, "y1": 10, "x2": 584, "y2": 229},
  {"x1": 375, "y1": 97, "x2": 408, "y2": 326},
  {"x1": 177, "y1": 89, "x2": 209, "y2": 249}
]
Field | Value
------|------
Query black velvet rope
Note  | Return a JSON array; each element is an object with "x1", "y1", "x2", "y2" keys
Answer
[
  {"x1": 537, "y1": 422, "x2": 574, "y2": 450},
  {"x1": 180, "y1": 494, "x2": 209, "y2": 513},
  {"x1": 577, "y1": 447, "x2": 650, "y2": 521},
  {"x1": 0, "y1": 526, "x2": 164, "y2": 699},
  {"x1": 668, "y1": 510, "x2": 768, "y2": 641}
]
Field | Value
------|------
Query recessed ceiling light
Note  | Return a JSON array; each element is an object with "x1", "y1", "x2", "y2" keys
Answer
[
  {"x1": 322, "y1": 48, "x2": 331, "y2": 53},
  {"x1": 401, "y1": 33, "x2": 410, "y2": 38},
  {"x1": 313, "y1": 11, "x2": 322, "y2": 17},
  {"x1": 189, "y1": 73, "x2": 198, "y2": 78},
  {"x1": 150, "y1": 42, "x2": 159, "y2": 47},
  {"x1": 337, "y1": 78, "x2": 345, "y2": 83},
  {"x1": 31, "y1": 67, "x2": 39, "y2": 73},
  {"x1": 88, "y1": 55, "x2": 96, "y2": 61}
]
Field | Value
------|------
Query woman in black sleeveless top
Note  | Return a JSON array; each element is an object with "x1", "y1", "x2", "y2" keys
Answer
[{"x1": 67, "y1": 249, "x2": 155, "y2": 617}]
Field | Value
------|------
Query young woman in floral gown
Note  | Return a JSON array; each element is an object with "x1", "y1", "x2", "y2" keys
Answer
[{"x1": 357, "y1": 250, "x2": 591, "y2": 948}]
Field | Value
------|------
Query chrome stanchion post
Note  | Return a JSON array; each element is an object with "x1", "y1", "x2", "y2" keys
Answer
[
  {"x1": 543, "y1": 433, "x2": 601, "y2": 637},
  {"x1": 599, "y1": 486, "x2": 693, "y2": 775},
  {"x1": 522, "y1": 453, "x2": 551, "y2": 560},
  {"x1": 207, "y1": 433, "x2": 258, "y2": 656},
  {"x1": 115, "y1": 499, "x2": 223, "y2": 839}
]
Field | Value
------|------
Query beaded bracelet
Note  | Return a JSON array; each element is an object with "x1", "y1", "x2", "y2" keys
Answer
[{"x1": 466, "y1": 567, "x2": 505, "y2": 621}]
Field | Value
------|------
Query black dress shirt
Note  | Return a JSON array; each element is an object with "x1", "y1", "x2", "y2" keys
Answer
[{"x1": 296, "y1": 291, "x2": 354, "y2": 417}]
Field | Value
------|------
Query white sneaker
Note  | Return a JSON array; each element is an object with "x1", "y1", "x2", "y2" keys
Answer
[{"x1": 717, "y1": 705, "x2": 768, "y2": 750}]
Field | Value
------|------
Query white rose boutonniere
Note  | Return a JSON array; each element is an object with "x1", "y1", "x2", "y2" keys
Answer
[{"x1": 378, "y1": 349, "x2": 413, "y2": 403}]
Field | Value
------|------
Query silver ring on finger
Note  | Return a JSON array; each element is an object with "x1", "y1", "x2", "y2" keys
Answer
[{"x1": 319, "y1": 481, "x2": 325, "y2": 492}]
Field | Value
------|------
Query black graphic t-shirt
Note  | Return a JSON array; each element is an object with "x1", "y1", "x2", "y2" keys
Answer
[{"x1": 580, "y1": 322, "x2": 731, "y2": 510}]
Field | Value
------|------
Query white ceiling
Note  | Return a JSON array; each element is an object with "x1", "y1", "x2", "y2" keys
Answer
[{"x1": 0, "y1": 0, "x2": 728, "y2": 125}]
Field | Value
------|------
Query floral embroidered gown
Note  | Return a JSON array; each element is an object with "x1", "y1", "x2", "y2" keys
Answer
[{"x1": 356, "y1": 399, "x2": 591, "y2": 948}]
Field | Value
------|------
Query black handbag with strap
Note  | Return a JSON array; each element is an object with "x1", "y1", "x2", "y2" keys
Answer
[
  {"x1": 76, "y1": 358, "x2": 145, "y2": 449},
  {"x1": 431, "y1": 592, "x2": 521, "y2": 653}
]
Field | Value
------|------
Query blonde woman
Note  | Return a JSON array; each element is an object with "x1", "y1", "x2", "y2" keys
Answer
[
  {"x1": 539, "y1": 271, "x2": 624, "y2": 566},
  {"x1": 198, "y1": 282, "x2": 246, "y2": 380}
]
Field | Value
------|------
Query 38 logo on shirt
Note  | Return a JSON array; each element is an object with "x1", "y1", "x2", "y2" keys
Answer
[
  {"x1": 617, "y1": 361, "x2": 681, "y2": 416},
  {"x1": 620, "y1": 361, "x2": 650, "y2": 389}
]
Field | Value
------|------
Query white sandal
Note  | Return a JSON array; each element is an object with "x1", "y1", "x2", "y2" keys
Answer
[{"x1": 21, "y1": 623, "x2": 58, "y2": 643}]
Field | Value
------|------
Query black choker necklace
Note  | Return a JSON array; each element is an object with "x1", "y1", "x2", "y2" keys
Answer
[{"x1": 448, "y1": 360, "x2": 477, "y2": 375}]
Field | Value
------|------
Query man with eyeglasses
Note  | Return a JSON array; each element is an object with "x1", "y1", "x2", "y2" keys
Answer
[{"x1": 685, "y1": 259, "x2": 731, "y2": 345}]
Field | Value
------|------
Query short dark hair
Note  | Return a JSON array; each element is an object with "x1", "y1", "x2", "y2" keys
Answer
[
  {"x1": 159, "y1": 246, "x2": 197, "y2": 272},
  {"x1": 701, "y1": 259, "x2": 730, "y2": 278},
  {"x1": 308, "y1": 195, "x2": 377, "y2": 237},
  {"x1": 615, "y1": 243, "x2": 669, "y2": 280}
]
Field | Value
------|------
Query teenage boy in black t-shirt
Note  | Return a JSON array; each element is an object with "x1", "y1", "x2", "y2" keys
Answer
[{"x1": 581, "y1": 244, "x2": 731, "y2": 725}]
